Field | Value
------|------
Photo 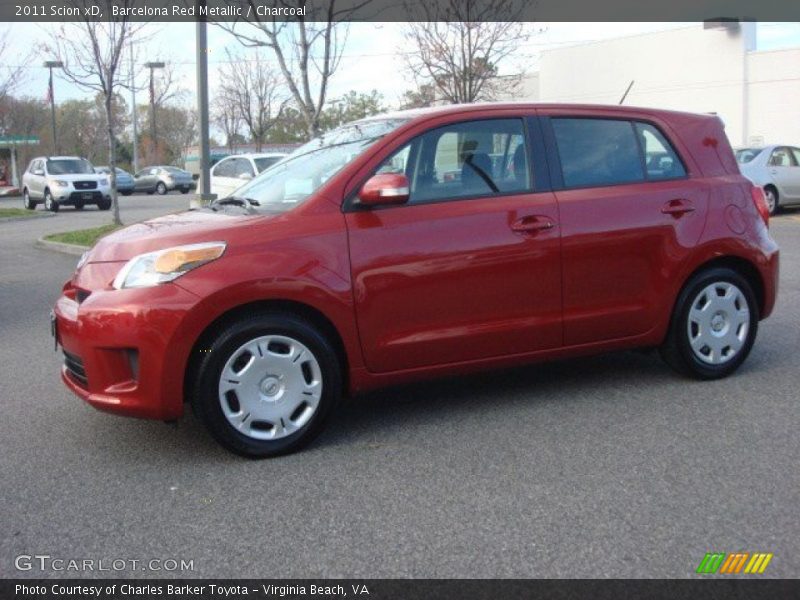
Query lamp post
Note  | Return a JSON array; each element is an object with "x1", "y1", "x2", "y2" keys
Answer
[
  {"x1": 43, "y1": 60, "x2": 63, "y2": 154},
  {"x1": 144, "y1": 61, "x2": 165, "y2": 162}
]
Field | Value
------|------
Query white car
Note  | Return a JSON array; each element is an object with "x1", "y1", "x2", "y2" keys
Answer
[
  {"x1": 736, "y1": 145, "x2": 800, "y2": 215},
  {"x1": 210, "y1": 153, "x2": 287, "y2": 199},
  {"x1": 22, "y1": 156, "x2": 112, "y2": 212}
]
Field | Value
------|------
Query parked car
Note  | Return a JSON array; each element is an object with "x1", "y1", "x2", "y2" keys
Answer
[
  {"x1": 210, "y1": 152, "x2": 287, "y2": 199},
  {"x1": 22, "y1": 156, "x2": 111, "y2": 212},
  {"x1": 53, "y1": 104, "x2": 778, "y2": 458},
  {"x1": 133, "y1": 166, "x2": 195, "y2": 195},
  {"x1": 95, "y1": 166, "x2": 135, "y2": 196},
  {"x1": 736, "y1": 145, "x2": 800, "y2": 214}
]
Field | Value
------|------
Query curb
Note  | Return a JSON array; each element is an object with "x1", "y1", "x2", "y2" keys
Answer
[
  {"x1": 0, "y1": 212, "x2": 56, "y2": 224},
  {"x1": 35, "y1": 237, "x2": 87, "y2": 256}
]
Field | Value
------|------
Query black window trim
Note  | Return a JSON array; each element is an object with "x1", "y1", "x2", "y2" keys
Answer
[
  {"x1": 343, "y1": 115, "x2": 551, "y2": 213},
  {"x1": 541, "y1": 115, "x2": 690, "y2": 192}
]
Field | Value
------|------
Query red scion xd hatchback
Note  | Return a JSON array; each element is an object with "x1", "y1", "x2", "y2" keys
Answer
[{"x1": 53, "y1": 104, "x2": 779, "y2": 457}]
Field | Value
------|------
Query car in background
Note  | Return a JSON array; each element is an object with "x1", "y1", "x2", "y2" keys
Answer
[
  {"x1": 133, "y1": 166, "x2": 195, "y2": 195},
  {"x1": 22, "y1": 156, "x2": 111, "y2": 212},
  {"x1": 736, "y1": 145, "x2": 800, "y2": 214},
  {"x1": 210, "y1": 152, "x2": 287, "y2": 199},
  {"x1": 95, "y1": 166, "x2": 135, "y2": 196}
]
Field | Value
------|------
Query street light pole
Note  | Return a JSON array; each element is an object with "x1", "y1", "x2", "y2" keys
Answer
[
  {"x1": 195, "y1": 17, "x2": 214, "y2": 207},
  {"x1": 43, "y1": 60, "x2": 63, "y2": 154},
  {"x1": 144, "y1": 61, "x2": 165, "y2": 163},
  {"x1": 130, "y1": 44, "x2": 139, "y2": 173}
]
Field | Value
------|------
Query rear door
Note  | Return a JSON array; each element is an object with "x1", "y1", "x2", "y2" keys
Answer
[
  {"x1": 541, "y1": 112, "x2": 707, "y2": 345},
  {"x1": 345, "y1": 116, "x2": 562, "y2": 373}
]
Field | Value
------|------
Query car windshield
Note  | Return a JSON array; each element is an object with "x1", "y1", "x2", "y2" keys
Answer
[
  {"x1": 736, "y1": 148, "x2": 763, "y2": 164},
  {"x1": 254, "y1": 156, "x2": 284, "y2": 172},
  {"x1": 230, "y1": 118, "x2": 409, "y2": 212},
  {"x1": 47, "y1": 159, "x2": 94, "y2": 175}
]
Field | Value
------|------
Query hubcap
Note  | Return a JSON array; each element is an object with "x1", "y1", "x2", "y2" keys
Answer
[
  {"x1": 218, "y1": 335, "x2": 322, "y2": 441},
  {"x1": 765, "y1": 190, "x2": 776, "y2": 213},
  {"x1": 687, "y1": 282, "x2": 750, "y2": 365}
]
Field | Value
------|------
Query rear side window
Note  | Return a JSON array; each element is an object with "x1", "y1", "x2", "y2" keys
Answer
[
  {"x1": 552, "y1": 118, "x2": 644, "y2": 188},
  {"x1": 635, "y1": 122, "x2": 686, "y2": 180}
]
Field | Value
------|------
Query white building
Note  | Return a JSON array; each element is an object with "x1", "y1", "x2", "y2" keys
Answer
[{"x1": 515, "y1": 23, "x2": 800, "y2": 147}]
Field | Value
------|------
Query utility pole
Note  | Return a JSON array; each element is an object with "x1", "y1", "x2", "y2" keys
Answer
[
  {"x1": 144, "y1": 61, "x2": 165, "y2": 163},
  {"x1": 195, "y1": 15, "x2": 214, "y2": 207},
  {"x1": 43, "y1": 60, "x2": 63, "y2": 154},
  {"x1": 130, "y1": 44, "x2": 139, "y2": 173}
]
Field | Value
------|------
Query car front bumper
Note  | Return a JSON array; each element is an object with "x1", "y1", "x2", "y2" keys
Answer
[{"x1": 53, "y1": 263, "x2": 201, "y2": 420}]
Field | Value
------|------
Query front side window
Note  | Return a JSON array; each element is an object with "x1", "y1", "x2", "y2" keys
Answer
[
  {"x1": 552, "y1": 118, "x2": 644, "y2": 188},
  {"x1": 233, "y1": 118, "x2": 409, "y2": 212},
  {"x1": 46, "y1": 158, "x2": 94, "y2": 175},
  {"x1": 376, "y1": 118, "x2": 532, "y2": 204}
]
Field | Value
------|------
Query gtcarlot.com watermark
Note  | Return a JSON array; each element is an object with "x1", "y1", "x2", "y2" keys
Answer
[{"x1": 14, "y1": 554, "x2": 194, "y2": 573}]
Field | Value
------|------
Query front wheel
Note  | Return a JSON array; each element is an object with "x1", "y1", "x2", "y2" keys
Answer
[
  {"x1": 156, "y1": 182, "x2": 167, "y2": 195},
  {"x1": 44, "y1": 190, "x2": 59, "y2": 213},
  {"x1": 97, "y1": 198, "x2": 111, "y2": 211},
  {"x1": 191, "y1": 313, "x2": 342, "y2": 457},
  {"x1": 660, "y1": 268, "x2": 758, "y2": 379}
]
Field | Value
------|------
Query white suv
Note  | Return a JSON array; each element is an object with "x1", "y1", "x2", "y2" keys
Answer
[{"x1": 22, "y1": 156, "x2": 112, "y2": 212}]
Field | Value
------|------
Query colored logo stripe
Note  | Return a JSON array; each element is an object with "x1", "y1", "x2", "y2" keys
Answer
[{"x1": 697, "y1": 552, "x2": 773, "y2": 574}]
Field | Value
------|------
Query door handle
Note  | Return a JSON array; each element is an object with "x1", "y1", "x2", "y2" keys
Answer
[
  {"x1": 511, "y1": 215, "x2": 555, "y2": 233},
  {"x1": 661, "y1": 199, "x2": 695, "y2": 217}
]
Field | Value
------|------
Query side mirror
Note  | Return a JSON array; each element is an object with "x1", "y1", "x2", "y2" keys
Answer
[
  {"x1": 358, "y1": 173, "x2": 410, "y2": 207},
  {"x1": 238, "y1": 172, "x2": 253, "y2": 181}
]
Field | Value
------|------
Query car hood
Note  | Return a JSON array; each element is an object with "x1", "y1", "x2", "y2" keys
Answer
[
  {"x1": 88, "y1": 210, "x2": 265, "y2": 262},
  {"x1": 49, "y1": 173, "x2": 102, "y2": 182}
]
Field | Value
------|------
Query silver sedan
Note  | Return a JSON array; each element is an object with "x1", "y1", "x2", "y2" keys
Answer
[{"x1": 736, "y1": 145, "x2": 800, "y2": 214}]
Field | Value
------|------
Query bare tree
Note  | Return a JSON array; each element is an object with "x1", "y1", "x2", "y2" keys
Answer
[
  {"x1": 218, "y1": 48, "x2": 286, "y2": 151},
  {"x1": 403, "y1": 0, "x2": 531, "y2": 104},
  {"x1": 212, "y1": 91, "x2": 243, "y2": 153},
  {"x1": 43, "y1": 3, "x2": 148, "y2": 225},
  {"x1": 218, "y1": 0, "x2": 371, "y2": 139},
  {"x1": 0, "y1": 29, "x2": 31, "y2": 104}
]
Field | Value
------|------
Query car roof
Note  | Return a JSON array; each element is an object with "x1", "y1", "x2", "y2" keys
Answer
[
  {"x1": 224, "y1": 153, "x2": 288, "y2": 159},
  {"x1": 36, "y1": 156, "x2": 86, "y2": 161},
  {"x1": 357, "y1": 101, "x2": 725, "y2": 125}
]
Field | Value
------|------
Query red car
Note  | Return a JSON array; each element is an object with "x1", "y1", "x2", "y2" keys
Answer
[{"x1": 53, "y1": 103, "x2": 779, "y2": 457}]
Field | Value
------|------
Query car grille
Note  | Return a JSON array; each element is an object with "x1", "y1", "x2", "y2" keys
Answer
[
  {"x1": 63, "y1": 350, "x2": 88, "y2": 388},
  {"x1": 73, "y1": 181, "x2": 98, "y2": 190}
]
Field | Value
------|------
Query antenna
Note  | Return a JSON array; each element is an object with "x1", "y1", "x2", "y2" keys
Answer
[{"x1": 619, "y1": 80, "x2": 635, "y2": 105}]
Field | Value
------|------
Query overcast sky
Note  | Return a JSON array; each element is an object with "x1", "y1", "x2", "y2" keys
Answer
[{"x1": 3, "y1": 21, "x2": 800, "y2": 112}]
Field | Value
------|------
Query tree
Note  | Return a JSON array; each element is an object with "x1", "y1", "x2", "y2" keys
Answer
[
  {"x1": 218, "y1": 48, "x2": 286, "y2": 151},
  {"x1": 321, "y1": 90, "x2": 386, "y2": 130},
  {"x1": 0, "y1": 29, "x2": 30, "y2": 104},
  {"x1": 138, "y1": 103, "x2": 197, "y2": 166},
  {"x1": 44, "y1": 5, "x2": 147, "y2": 225},
  {"x1": 403, "y1": 0, "x2": 530, "y2": 104},
  {"x1": 218, "y1": 1, "x2": 371, "y2": 138},
  {"x1": 212, "y1": 92, "x2": 243, "y2": 153},
  {"x1": 399, "y1": 83, "x2": 437, "y2": 109}
]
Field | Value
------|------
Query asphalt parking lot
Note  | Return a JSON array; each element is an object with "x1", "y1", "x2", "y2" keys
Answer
[{"x1": 1, "y1": 194, "x2": 798, "y2": 579}]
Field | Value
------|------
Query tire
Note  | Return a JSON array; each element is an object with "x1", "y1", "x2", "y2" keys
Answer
[
  {"x1": 660, "y1": 267, "x2": 758, "y2": 380},
  {"x1": 156, "y1": 182, "x2": 167, "y2": 195},
  {"x1": 23, "y1": 189, "x2": 35, "y2": 210},
  {"x1": 44, "y1": 189, "x2": 59, "y2": 213},
  {"x1": 181, "y1": 187, "x2": 189, "y2": 194},
  {"x1": 97, "y1": 198, "x2": 111, "y2": 211},
  {"x1": 147, "y1": 190, "x2": 155, "y2": 195},
  {"x1": 191, "y1": 313, "x2": 342, "y2": 457},
  {"x1": 121, "y1": 191, "x2": 133, "y2": 196},
  {"x1": 764, "y1": 186, "x2": 779, "y2": 215}
]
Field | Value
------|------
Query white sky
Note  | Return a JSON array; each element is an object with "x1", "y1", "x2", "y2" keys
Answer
[{"x1": 3, "y1": 21, "x2": 800, "y2": 113}]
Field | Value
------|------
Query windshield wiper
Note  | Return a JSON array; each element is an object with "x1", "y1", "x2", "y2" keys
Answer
[{"x1": 209, "y1": 196, "x2": 260, "y2": 213}]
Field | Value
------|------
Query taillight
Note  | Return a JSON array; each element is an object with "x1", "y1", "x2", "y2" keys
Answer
[{"x1": 751, "y1": 186, "x2": 769, "y2": 227}]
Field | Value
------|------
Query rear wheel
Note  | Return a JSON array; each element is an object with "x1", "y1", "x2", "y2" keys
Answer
[
  {"x1": 660, "y1": 267, "x2": 758, "y2": 379},
  {"x1": 23, "y1": 189, "x2": 35, "y2": 210},
  {"x1": 191, "y1": 313, "x2": 342, "y2": 457},
  {"x1": 764, "y1": 186, "x2": 779, "y2": 215},
  {"x1": 44, "y1": 189, "x2": 59, "y2": 213}
]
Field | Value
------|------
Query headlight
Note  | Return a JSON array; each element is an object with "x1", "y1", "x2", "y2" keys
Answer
[
  {"x1": 99, "y1": 177, "x2": 109, "y2": 186},
  {"x1": 112, "y1": 242, "x2": 226, "y2": 289},
  {"x1": 76, "y1": 251, "x2": 89, "y2": 270},
  {"x1": 52, "y1": 180, "x2": 69, "y2": 187}
]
